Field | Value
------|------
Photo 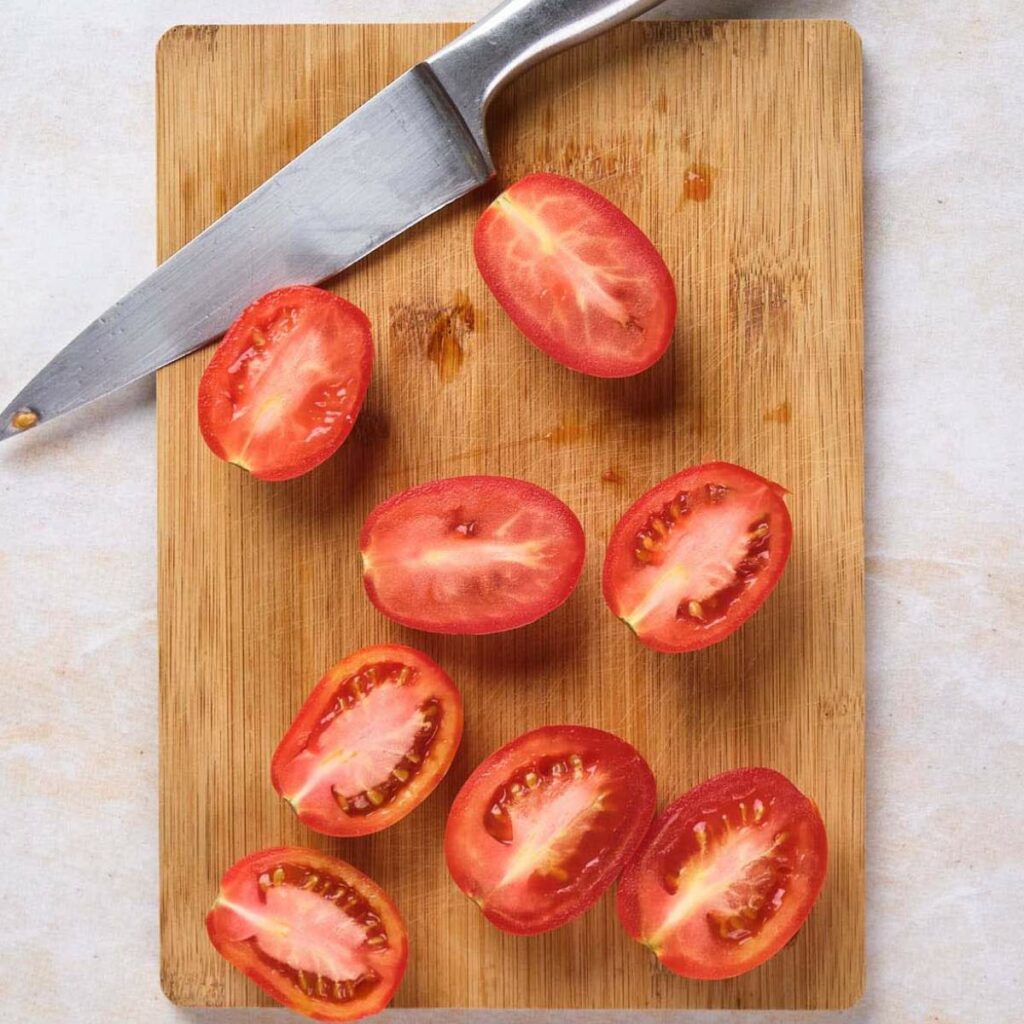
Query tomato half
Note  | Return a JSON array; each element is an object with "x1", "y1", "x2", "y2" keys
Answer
[
  {"x1": 271, "y1": 645, "x2": 463, "y2": 837},
  {"x1": 206, "y1": 847, "x2": 407, "y2": 1021},
  {"x1": 198, "y1": 285, "x2": 373, "y2": 481},
  {"x1": 444, "y1": 725, "x2": 656, "y2": 935},
  {"x1": 616, "y1": 768, "x2": 827, "y2": 980},
  {"x1": 473, "y1": 172, "x2": 676, "y2": 377},
  {"x1": 360, "y1": 475, "x2": 586, "y2": 635},
  {"x1": 603, "y1": 462, "x2": 793, "y2": 652}
]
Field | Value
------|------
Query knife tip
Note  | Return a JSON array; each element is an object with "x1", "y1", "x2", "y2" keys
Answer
[{"x1": 0, "y1": 403, "x2": 41, "y2": 442}]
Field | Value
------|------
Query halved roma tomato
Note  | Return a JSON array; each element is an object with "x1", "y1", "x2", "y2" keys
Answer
[
  {"x1": 603, "y1": 462, "x2": 792, "y2": 652},
  {"x1": 198, "y1": 285, "x2": 373, "y2": 481},
  {"x1": 616, "y1": 767, "x2": 827, "y2": 980},
  {"x1": 206, "y1": 846, "x2": 407, "y2": 1021},
  {"x1": 360, "y1": 475, "x2": 585, "y2": 635},
  {"x1": 474, "y1": 172, "x2": 676, "y2": 377},
  {"x1": 444, "y1": 725, "x2": 656, "y2": 935},
  {"x1": 272, "y1": 645, "x2": 463, "y2": 837}
]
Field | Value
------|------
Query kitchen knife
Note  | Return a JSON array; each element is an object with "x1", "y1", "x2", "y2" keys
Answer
[{"x1": 0, "y1": 0, "x2": 666, "y2": 442}]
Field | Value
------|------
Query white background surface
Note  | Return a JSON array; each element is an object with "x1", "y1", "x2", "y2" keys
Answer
[{"x1": 1, "y1": 1, "x2": 1021, "y2": 1022}]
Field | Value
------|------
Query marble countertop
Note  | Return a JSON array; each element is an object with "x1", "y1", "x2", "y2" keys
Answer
[{"x1": 1, "y1": 1, "x2": 1021, "y2": 1022}]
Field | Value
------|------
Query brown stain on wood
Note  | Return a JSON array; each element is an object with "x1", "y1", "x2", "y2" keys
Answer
[
  {"x1": 764, "y1": 400, "x2": 792, "y2": 424},
  {"x1": 157, "y1": 22, "x2": 865, "y2": 1012},
  {"x1": 601, "y1": 467, "x2": 624, "y2": 484},
  {"x1": 389, "y1": 288, "x2": 476, "y2": 383},
  {"x1": 541, "y1": 417, "x2": 584, "y2": 445},
  {"x1": 682, "y1": 163, "x2": 715, "y2": 202}
]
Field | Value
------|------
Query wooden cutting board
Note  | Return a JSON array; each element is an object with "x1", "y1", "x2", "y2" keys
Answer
[{"x1": 157, "y1": 21, "x2": 864, "y2": 1011}]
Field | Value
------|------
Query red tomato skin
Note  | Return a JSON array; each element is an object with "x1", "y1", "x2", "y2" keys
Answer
[
  {"x1": 474, "y1": 173, "x2": 677, "y2": 378},
  {"x1": 444, "y1": 725, "x2": 657, "y2": 935},
  {"x1": 197, "y1": 285, "x2": 373, "y2": 483},
  {"x1": 206, "y1": 846, "x2": 407, "y2": 1022},
  {"x1": 602, "y1": 462, "x2": 793, "y2": 653},
  {"x1": 271, "y1": 644, "x2": 463, "y2": 837},
  {"x1": 616, "y1": 768, "x2": 828, "y2": 980},
  {"x1": 360, "y1": 475, "x2": 586, "y2": 635}
]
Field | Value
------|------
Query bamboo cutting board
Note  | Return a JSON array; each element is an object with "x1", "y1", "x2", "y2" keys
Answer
[{"x1": 157, "y1": 21, "x2": 864, "y2": 1010}]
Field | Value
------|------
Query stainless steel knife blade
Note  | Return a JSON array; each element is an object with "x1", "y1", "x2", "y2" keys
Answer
[
  {"x1": 0, "y1": 66, "x2": 490, "y2": 441},
  {"x1": 1, "y1": 0, "x2": 666, "y2": 442}
]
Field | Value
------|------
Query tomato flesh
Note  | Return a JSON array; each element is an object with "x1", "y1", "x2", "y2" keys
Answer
[
  {"x1": 198, "y1": 285, "x2": 373, "y2": 481},
  {"x1": 474, "y1": 173, "x2": 677, "y2": 377},
  {"x1": 603, "y1": 462, "x2": 792, "y2": 652},
  {"x1": 272, "y1": 645, "x2": 463, "y2": 837},
  {"x1": 444, "y1": 725, "x2": 656, "y2": 934},
  {"x1": 360, "y1": 475, "x2": 585, "y2": 635},
  {"x1": 206, "y1": 847, "x2": 407, "y2": 1021},
  {"x1": 616, "y1": 768, "x2": 827, "y2": 980}
]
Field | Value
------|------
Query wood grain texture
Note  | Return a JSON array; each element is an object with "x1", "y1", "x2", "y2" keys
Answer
[{"x1": 157, "y1": 21, "x2": 864, "y2": 1010}]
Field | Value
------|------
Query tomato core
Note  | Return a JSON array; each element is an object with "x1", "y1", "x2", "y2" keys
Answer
[
  {"x1": 286, "y1": 661, "x2": 440, "y2": 818},
  {"x1": 234, "y1": 861, "x2": 389, "y2": 1004}
]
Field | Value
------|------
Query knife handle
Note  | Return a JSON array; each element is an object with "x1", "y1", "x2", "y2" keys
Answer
[{"x1": 427, "y1": 0, "x2": 665, "y2": 156}]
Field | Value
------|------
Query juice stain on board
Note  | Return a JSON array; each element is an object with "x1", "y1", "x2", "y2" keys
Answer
[
  {"x1": 682, "y1": 164, "x2": 714, "y2": 203},
  {"x1": 764, "y1": 400, "x2": 792, "y2": 424},
  {"x1": 389, "y1": 289, "x2": 477, "y2": 383}
]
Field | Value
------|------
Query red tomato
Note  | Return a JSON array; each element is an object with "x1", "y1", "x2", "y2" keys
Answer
[
  {"x1": 616, "y1": 767, "x2": 828, "y2": 980},
  {"x1": 360, "y1": 475, "x2": 585, "y2": 635},
  {"x1": 444, "y1": 725, "x2": 656, "y2": 935},
  {"x1": 603, "y1": 462, "x2": 792, "y2": 652},
  {"x1": 198, "y1": 285, "x2": 373, "y2": 482},
  {"x1": 474, "y1": 172, "x2": 676, "y2": 377},
  {"x1": 271, "y1": 645, "x2": 463, "y2": 837},
  {"x1": 206, "y1": 846, "x2": 407, "y2": 1021}
]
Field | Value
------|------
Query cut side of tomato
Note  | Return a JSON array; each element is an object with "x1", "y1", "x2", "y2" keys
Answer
[
  {"x1": 474, "y1": 172, "x2": 677, "y2": 377},
  {"x1": 360, "y1": 475, "x2": 586, "y2": 635},
  {"x1": 271, "y1": 645, "x2": 463, "y2": 837},
  {"x1": 206, "y1": 847, "x2": 407, "y2": 1021},
  {"x1": 444, "y1": 725, "x2": 656, "y2": 935},
  {"x1": 198, "y1": 285, "x2": 373, "y2": 482},
  {"x1": 603, "y1": 462, "x2": 793, "y2": 652},
  {"x1": 616, "y1": 767, "x2": 827, "y2": 980}
]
